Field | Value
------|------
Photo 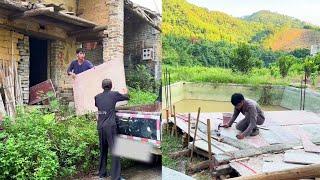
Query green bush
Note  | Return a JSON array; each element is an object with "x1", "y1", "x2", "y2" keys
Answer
[
  {"x1": 126, "y1": 65, "x2": 156, "y2": 92},
  {"x1": 0, "y1": 89, "x2": 145, "y2": 179},
  {"x1": 128, "y1": 88, "x2": 158, "y2": 106},
  {"x1": 0, "y1": 103, "x2": 99, "y2": 179},
  {"x1": 278, "y1": 55, "x2": 296, "y2": 77},
  {"x1": 304, "y1": 56, "x2": 318, "y2": 78},
  {"x1": 231, "y1": 43, "x2": 264, "y2": 73}
]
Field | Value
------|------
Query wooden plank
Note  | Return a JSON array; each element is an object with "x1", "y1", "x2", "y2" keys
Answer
[
  {"x1": 191, "y1": 140, "x2": 224, "y2": 155},
  {"x1": 207, "y1": 119, "x2": 213, "y2": 175},
  {"x1": 9, "y1": 7, "x2": 54, "y2": 20},
  {"x1": 73, "y1": 61, "x2": 127, "y2": 115},
  {"x1": 29, "y1": 79, "x2": 55, "y2": 105},
  {"x1": 231, "y1": 163, "x2": 320, "y2": 180}
]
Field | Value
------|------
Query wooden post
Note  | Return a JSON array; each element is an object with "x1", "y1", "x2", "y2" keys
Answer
[
  {"x1": 207, "y1": 119, "x2": 213, "y2": 175},
  {"x1": 172, "y1": 105, "x2": 177, "y2": 137},
  {"x1": 190, "y1": 107, "x2": 201, "y2": 162},
  {"x1": 166, "y1": 108, "x2": 169, "y2": 133},
  {"x1": 230, "y1": 163, "x2": 320, "y2": 180},
  {"x1": 187, "y1": 113, "x2": 191, "y2": 143}
]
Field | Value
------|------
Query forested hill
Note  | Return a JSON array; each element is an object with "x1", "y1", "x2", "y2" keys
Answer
[{"x1": 163, "y1": 0, "x2": 320, "y2": 50}]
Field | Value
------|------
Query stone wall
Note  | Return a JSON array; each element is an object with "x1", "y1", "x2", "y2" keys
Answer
[
  {"x1": 124, "y1": 9, "x2": 161, "y2": 80},
  {"x1": 103, "y1": 0, "x2": 124, "y2": 62},
  {"x1": 17, "y1": 36, "x2": 30, "y2": 103},
  {"x1": 78, "y1": 0, "x2": 108, "y2": 25},
  {"x1": 49, "y1": 39, "x2": 78, "y2": 103},
  {"x1": 0, "y1": 29, "x2": 23, "y2": 62},
  {"x1": 83, "y1": 41, "x2": 103, "y2": 66}
]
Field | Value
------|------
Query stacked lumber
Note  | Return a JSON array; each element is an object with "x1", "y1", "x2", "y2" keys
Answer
[{"x1": 0, "y1": 60, "x2": 23, "y2": 118}]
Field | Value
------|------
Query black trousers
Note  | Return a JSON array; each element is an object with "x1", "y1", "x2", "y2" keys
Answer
[{"x1": 98, "y1": 125, "x2": 121, "y2": 180}]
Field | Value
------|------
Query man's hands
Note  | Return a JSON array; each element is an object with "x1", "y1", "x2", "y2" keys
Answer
[
  {"x1": 221, "y1": 124, "x2": 230, "y2": 128},
  {"x1": 120, "y1": 88, "x2": 128, "y2": 94},
  {"x1": 236, "y1": 133, "x2": 245, "y2": 139},
  {"x1": 69, "y1": 72, "x2": 76, "y2": 79}
]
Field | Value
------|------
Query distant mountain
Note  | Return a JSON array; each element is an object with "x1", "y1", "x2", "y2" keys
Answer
[
  {"x1": 163, "y1": 0, "x2": 320, "y2": 51},
  {"x1": 243, "y1": 10, "x2": 308, "y2": 28}
]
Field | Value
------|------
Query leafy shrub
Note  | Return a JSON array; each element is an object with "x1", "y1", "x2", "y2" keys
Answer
[
  {"x1": 126, "y1": 65, "x2": 156, "y2": 92},
  {"x1": 231, "y1": 43, "x2": 264, "y2": 73},
  {"x1": 278, "y1": 55, "x2": 296, "y2": 77},
  {"x1": 303, "y1": 56, "x2": 318, "y2": 78},
  {"x1": 0, "y1": 102, "x2": 99, "y2": 179}
]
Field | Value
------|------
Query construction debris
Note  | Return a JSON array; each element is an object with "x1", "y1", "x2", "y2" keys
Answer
[
  {"x1": 167, "y1": 110, "x2": 320, "y2": 178},
  {"x1": 29, "y1": 79, "x2": 55, "y2": 105}
]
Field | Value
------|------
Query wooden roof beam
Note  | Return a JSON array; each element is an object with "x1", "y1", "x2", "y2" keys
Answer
[
  {"x1": 68, "y1": 25, "x2": 108, "y2": 37},
  {"x1": 9, "y1": 7, "x2": 54, "y2": 20}
]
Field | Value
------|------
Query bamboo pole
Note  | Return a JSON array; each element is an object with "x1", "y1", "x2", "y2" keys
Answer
[
  {"x1": 172, "y1": 105, "x2": 177, "y2": 137},
  {"x1": 190, "y1": 107, "x2": 201, "y2": 162},
  {"x1": 166, "y1": 108, "x2": 169, "y2": 133},
  {"x1": 207, "y1": 119, "x2": 213, "y2": 175},
  {"x1": 187, "y1": 113, "x2": 191, "y2": 144}
]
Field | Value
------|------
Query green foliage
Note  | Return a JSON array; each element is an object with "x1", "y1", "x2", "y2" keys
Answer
[
  {"x1": 126, "y1": 65, "x2": 156, "y2": 92},
  {"x1": 164, "y1": 66, "x2": 290, "y2": 85},
  {"x1": 278, "y1": 55, "x2": 296, "y2": 77},
  {"x1": 290, "y1": 48, "x2": 310, "y2": 59},
  {"x1": 163, "y1": 0, "x2": 264, "y2": 43},
  {"x1": 163, "y1": 35, "x2": 235, "y2": 67},
  {"x1": 313, "y1": 53, "x2": 320, "y2": 72},
  {"x1": 303, "y1": 56, "x2": 318, "y2": 78},
  {"x1": 0, "y1": 92, "x2": 141, "y2": 179},
  {"x1": 243, "y1": 10, "x2": 307, "y2": 29},
  {"x1": 0, "y1": 104, "x2": 99, "y2": 179},
  {"x1": 311, "y1": 73, "x2": 318, "y2": 86},
  {"x1": 270, "y1": 64, "x2": 281, "y2": 77},
  {"x1": 231, "y1": 43, "x2": 264, "y2": 73},
  {"x1": 128, "y1": 88, "x2": 157, "y2": 106}
]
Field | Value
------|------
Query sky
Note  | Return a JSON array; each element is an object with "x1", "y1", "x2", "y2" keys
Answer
[
  {"x1": 187, "y1": 0, "x2": 320, "y2": 26},
  {"x1": 130, "y1": 0, "x2": 162, "y2": 14}
]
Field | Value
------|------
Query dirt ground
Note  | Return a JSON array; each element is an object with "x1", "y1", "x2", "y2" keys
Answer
[{"x1": 77, "y1": 162, "x2": 162, "y2": 180}]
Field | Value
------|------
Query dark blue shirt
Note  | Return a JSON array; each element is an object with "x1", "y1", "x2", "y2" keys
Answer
[{"x1": 67, "y1": 60, "x2": 94, "y2": 75}]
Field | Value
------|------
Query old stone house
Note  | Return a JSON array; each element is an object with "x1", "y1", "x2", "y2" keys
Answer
[{"x1": 0, "y1": 0, "x2": 161, "y2": 104}]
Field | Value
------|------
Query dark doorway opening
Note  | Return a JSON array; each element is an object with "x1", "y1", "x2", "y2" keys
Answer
[{"x1": 29, "y1": 37, "x2": 48, "y2": 87}]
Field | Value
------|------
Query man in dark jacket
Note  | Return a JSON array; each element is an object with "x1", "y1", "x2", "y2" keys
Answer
[
  {"x1": 94, "y1": 79, "x2": 129, "y2": 180},
  {"x1": 222, "y1": 93, "x2": 265, "y2": 139}
]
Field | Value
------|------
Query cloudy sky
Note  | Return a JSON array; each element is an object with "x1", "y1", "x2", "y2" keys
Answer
[{"x1": 187, "y1": 0, "x2": 320, "y2": 26}]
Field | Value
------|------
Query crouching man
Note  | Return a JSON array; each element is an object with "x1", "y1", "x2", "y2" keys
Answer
[
  {"x1": 94, "y1": 79, "x2": 129, "y2": 180},
  {"x1": 222, "y1": 93, "x2": 265, "y2": 139}
]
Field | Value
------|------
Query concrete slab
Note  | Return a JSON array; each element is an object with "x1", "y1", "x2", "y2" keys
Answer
[
  {"x1": 283, "y1": 150, "x2": 320, "y2": 164},
  {"x1": 162, "y1": 166, "x2": 194, "y2": 180}
]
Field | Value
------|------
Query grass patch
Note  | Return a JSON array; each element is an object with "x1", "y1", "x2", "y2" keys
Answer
[
  {"x1": 164, "y1": 66, "x2": 301, "y2": 86},
  {"x1": 162, "y1": 130, "x2": 207, "y2": 173}
]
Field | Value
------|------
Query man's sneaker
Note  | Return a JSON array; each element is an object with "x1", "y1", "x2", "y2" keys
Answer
[{"x1": 250, "y1": 128, "x2": 259, "y2": 136}]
